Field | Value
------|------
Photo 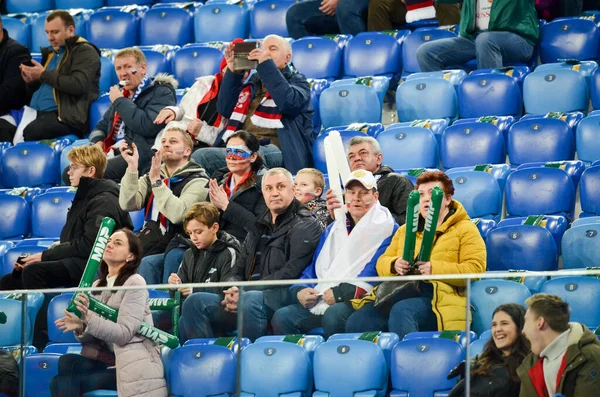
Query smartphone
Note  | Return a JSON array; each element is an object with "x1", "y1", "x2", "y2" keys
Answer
[
  {"x1": 123, "y1": 134, "x2": 134, "y2": 155},
  {"x1": 16, "y1": 253, "x2": 30, "y2": 266},
  {"x1": 233, "y1": 41, "x2": 258, "y2": 72}
]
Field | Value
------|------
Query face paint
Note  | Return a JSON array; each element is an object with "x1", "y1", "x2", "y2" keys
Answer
[
  {"x1": 174, "y1": 150, "x2": 185, "y2": 155},
  {"x1": 225, "y1": 145, "x2": 253, "y2": 162}
]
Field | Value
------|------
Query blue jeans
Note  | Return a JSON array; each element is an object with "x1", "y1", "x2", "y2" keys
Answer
[
  {"x1": 191, "y1": 144, "x2": 283, "y2": 178},
  {"x1": 286, "y1": 0, "x2": 370, "y2": 39},
  {"x1": 416, "y1": 32, "x2": 534, "y2": 71},
  {"x1": 138, "y1": 248, "x2": 186, "y2": 285},
  {"x1": 271, "y1": 302, "x2": 354, "y2": 339},
  {"x1": 178, "y1": 290, "x2": 274, "y2": 342}
]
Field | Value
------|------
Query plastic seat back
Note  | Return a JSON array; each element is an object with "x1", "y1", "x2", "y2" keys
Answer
[
  {"x1": 523, "y1": 69, "x2": 588, "y2": 115},
  {"x1": 448, "y1": 170, "x2": 502, "y2": 220},
  {"x1": 31, "y1": 191, "x2": 75, "y2": 238},
  {"x1": 541, "y1": 277, "x2": 600, "y2": 330},
  {"x1": 507, "y1": 118, "x2": 575, "y2": 166},
  {"x1": 458, "y1": 73, "x2": 523, "y2": 118},
  {"x1": 397, "y1": 77, "x2": 458, "y2": 121},
  {"x1": 377, "y1": 126, "x2": 438, "y2": 170},
  {"x1": 292, "y1": 37, "x2": 344, "y2": 80},
  {"x1": 441, "y1": 122, "x2": 505, "y2": 168},
  {"x1": 561, "y1": 224, "x2": 600, "y2": 269},
  {"x1": 486, "y1": 225, "x2": 558, "y2": 271}
]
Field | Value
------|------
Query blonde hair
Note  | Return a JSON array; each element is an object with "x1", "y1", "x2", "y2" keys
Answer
[
  {"x1": 184, "y1": 202, "x2": 220, "y2": 230},
  {"x1": 67, "y1": 145, "x2": 107, "y2": 178},
  {"x1": 296, "y1": 168, "x2": 325, "y2": 190},
  {"x1": 163, "y1": 127, "x2": 194, "y2": 157},
  {"x1": 114, "y1": 47, "x2": 147, "y2": 66}
]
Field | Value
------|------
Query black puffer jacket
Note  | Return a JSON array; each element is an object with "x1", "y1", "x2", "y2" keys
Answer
[
  {"x1": 32, "y1": 35, "x2": 101, "y2": 133},
  {"x1": 228, "y1": 199, "x2": 321, "y2": 311},
  {"x1": 375, "y1": 165, "x2": 414, "y2": 226},
  {"x1": 41, "y1": 177, "x2": 133, "y2": 284},
  {"x1": 449, "y1": 363, "x2": 520, "y2": 397},
  {"x1": 174, "y1": 230, "x2": 241, "y2": 297},
  {"x1": 0, "y1": 29, "x2": 31, "y2": 115}
]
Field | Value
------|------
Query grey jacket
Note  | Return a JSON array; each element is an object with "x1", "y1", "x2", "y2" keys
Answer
[{"x1": 77, "y1": 275, "x2": 167, "y2": 397}]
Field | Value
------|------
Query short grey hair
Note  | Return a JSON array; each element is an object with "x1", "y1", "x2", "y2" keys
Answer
[
  {"x1": 264, "y1": 34, "x2": 292, "y2": 57},
  {"x1": 347, "y1": 136, "x2": 382, "y2": 156},
  {"x1": 262, "y1": 167, "x2": 294, "y2": 189}
]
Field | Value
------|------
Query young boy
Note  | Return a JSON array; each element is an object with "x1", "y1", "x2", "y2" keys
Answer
[{"x1": 294, "y1": 168, "x2": 328, "y2": 229}]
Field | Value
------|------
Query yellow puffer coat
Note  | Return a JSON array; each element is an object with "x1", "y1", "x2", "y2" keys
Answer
[{"x1": 351, "y1": 200, "x2": 486, "y2": 331}]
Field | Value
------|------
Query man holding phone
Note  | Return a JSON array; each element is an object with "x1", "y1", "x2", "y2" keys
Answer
[{"x1": 192, "y1": 35, "x2": 314, "y2": 176}]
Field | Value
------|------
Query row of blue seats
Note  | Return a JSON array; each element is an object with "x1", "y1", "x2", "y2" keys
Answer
[{"x1": 4, "y1": 0, "x2": 185, "y2": 14}]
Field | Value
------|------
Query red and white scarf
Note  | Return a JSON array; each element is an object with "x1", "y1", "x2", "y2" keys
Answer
[
  {"x1": 224, "y1": 85, "x2": 283, "y2": 141},
  {"x1": 405, "y1": 0, "x2": 436, "y2": 23}
]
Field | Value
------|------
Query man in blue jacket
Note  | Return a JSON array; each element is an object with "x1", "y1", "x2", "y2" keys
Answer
[{"x1": 192, "y1": 35, "x2": 314, "y2": 176}]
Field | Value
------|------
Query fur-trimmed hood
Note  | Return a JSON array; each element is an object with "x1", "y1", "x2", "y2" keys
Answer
[{"x1": 151, "y1": 73, "x2": 179, "y2": 90}]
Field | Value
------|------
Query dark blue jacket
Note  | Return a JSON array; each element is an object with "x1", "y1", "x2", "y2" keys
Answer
[{"x1": 216, "y1": 60, "x2": 314, "y2": 174}]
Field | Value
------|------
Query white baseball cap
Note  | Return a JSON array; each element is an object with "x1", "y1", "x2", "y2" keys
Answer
[{"x1": 344, "y1": 169, "x2": 377, "y2": 191}]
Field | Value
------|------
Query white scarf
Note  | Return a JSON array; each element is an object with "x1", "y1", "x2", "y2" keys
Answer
[{"x1": 310, "y1": 201, "x2": 395, "y2": 315}]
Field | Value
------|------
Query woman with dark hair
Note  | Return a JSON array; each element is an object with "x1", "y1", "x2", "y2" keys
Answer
[
  {"x1": 448, "y1": 303, "x2": 530, "y2": 397},
  {"x1": 207, "y1": 130, "x2": 267, "y2": 242},
  {"x1": 51, "y1": 229, "x2": 167, "y2": 397}
]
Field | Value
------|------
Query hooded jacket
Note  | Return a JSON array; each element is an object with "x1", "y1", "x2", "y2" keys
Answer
[
  {"x1": 517, "y1": 323, "x2": 600, "y2": 397},
  {"x1": 175, "y1": 230, "x2": 241, "y2": 297},
  {"x1": 0, "y1": 29, "x2": 31, "y2": 115},
  {"x1": 374, "y1": 165, "x2": 414, "y2": 226},
  {"x1": 30, "y1": 35, "x2": 101, "y2": 133},
  {"x1": 41, "y1": 177, "x2": 133, "y2": 283},
  {"x1": 89, "y1": 74, "x2": 178, "y2": 173}
]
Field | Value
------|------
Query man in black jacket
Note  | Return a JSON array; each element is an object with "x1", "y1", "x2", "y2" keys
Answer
[
  {"x1": 326, "y1": 135, "x2": 414, "y2": 226},
  {"x1": 179, "y1": 167, "x2": 322, "y2": 341},
  {"x1": 0, "y1": 15, "x2": 31, "y2": 116},
  {"x1": 0, "y1": 10, "x2": 100, "y2": 143}
]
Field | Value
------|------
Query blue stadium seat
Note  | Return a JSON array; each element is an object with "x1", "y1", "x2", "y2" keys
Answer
[
  {"x1": 172, "y1": 45, "x2": 224, "y2": 89},
  {"x1": 344, "y1": 31, "x2": 409, "y2": 81},
  {"x1": 470, "y1": 279, "x2": 532, "y2": 335},
  {"x1": 129, "y1": 209, "x2": 145, "y2": 233},
  {"x1": 1, "y1": 143, "x2": 59, "y2": 188},
  {"x1": 24, "y1": 354, "x2": 61, "y2": 397},
  {"x1": 404, "y1": 70, "x2": 468, "y2": 90},
  {"x1": 47, "y1": 294, "x2": 78, "y2": 344},
  {"x1": 292, "y1": 37, "x2": 344, "y2": 80},
  {"x1": 516, "y1": 160, "x2": 585, "y2": 190},
  {"x1": 441, "y1": 122, "x2": 505, "y2": 169},
  {"x1": 458, "y1": 73, "x2": 522, "y2": 118},
  {"x1": 576, "y1": 114, "x2": 600, "y2": 164},
  {"x1": 99, "y1": 55, "x2": 116, "y2": 94},
  {"x1": 581, "y1": 166, "x2": 600, "y2": 217},
  {"x1": 313, "y1": 339, "x2": 388, "y2": 397},
  {"x1": 403, "y1": 331, "x2": 477, "y2": 349},
  {"x1": 239, "y1": 341, "x2": 312, "y2": 397},
  {"x1": 505, "y1": 167, "x2": 575, "y2": 218},
  {"x1": 321, "y1": 123, "x2": 385, "y2": 138},
  {"x1": 194, "y1": 4, "x2": 249, "y2": 42},
  {"x1": 31, "y1": 191, "x2": 74, "y2": 238},
  {"x1": 470, "y1": 338, "x2": 487, "y2": 357},
  {"x1": 507, "y1": 118, "x2": 575, "y2": 166},
  {"x1": 393, "y1": 118, "x2": 449, "y2": 146},
  {"x1": 376, "y1": 126, "x2": 438, "y2": 171},
  {"x1": 43, "y1": 343, "x2": 82, "y2": 355},
  {"x1": 308, "y1": 78, "x2": 330, "y2": 137},
  {"x1": 14, "y1": 237, "x2": 56, "y2": 247},
  {"x1": 139, "y1": 46, "x2": 176, "y2": 77},
  {"x1": 396, "y1": 77, "x2": 458, "y2": 121},
  {"x1": 572, "y1": 216, "x2": 600, "y2": 228},
  {"x1": 319, "y1": 84, "x2": 382, "y2": 128},
  {"x1": 520, "y1": 111, "x2": 583, "y2": 133},
  {"x1": 539, "y1": 19, "x2": 600, "y2": 63},
  {"x1": 447, "y1": 170, "x2": 502, "y2": 220},
  {"x1": 56, "y1": 0, "x2": 103, "y2": 8},
  {"x1": 0, "y1": 298, "x2": 31, "y2": 346},
  {"x1": 497, "y1": 215, "x2": 568, "y2": 254},
  {"x1": 89, "y1": 94, "x2": 111, "y2": 131},
  {"x1": 0, "y1": 345, "x2": 38, "y2": 365},
  {"x1": 486, "y1": 225, "x2": 558, "y2": 271},
  {"x1": 402, "y1": 28, "x2": 456, "y2": 75},
  {"x1": 329, "y1": 76, "x2": 390, "y2": 106},
  {"x1": 561, "y1": 225, "x2": 600, "y2": 269},
  {"x1": 312, "y1": 130, "x2": 365, "y2": 174},
  {"x1": 169, "y1": 344, "x2": 237, "y2": 397},
  {"x1": 469, "y1": 66, "x2": 531, "y2": 88},
  {"x1": 523, "y1": 69, "x2": 588, "y2": 115},
  {"x1": 1, "y1": 246, "x2": 46, "y2": 278},
  {"x1": 3, "y1": 15, "x2": 31, "y2": 48},
  {"x1": 5, "y1": 0, "x2": 52, "y2": 14},
  {"x1": 88, "y1": 6, "x2": 146, "y2": 49},
  {"x1": 250, "y1": 0, "x2": 295, "y2": 38},
  {"x1": 0, "y1": 195, "x2": 30, "y2": 240},
  {"x1": 446, "y1": 164, "x2": 513, "y2": 192},
  {"x1": 141, "y1": 6, "x2": 194, "y2": 46},
  {"x1": 535, "y1": 61, "x2": 598, "y2": 91},
  {"x1": 472, "y1": 218, "x2": 497, "y2": 239},
  {"x1": 328, "y1": 332, "x2": 399, "y2": 371},
  {"x1": 82, "y1": 391, "x2": 118, "y2": 397},
  {"x1": 453, "y1": 115, "x2": 517, "y2": 143},
  {"x1": 541, "y1": 277, "x2": 600, "y2": 330},
  {"x1": 255, "y1": 334, "x2": 324, "y2": 361},
  {"x1": 184, "y1": 337, "x2": 251, "y2": 354},
  {"x1": 389, "y1": 338, "x2": 463, "y2": 397}
]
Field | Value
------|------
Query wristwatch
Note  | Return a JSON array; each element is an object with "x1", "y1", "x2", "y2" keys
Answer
[{"x1": 152, "y1": 179, "x2": 162, "y2": 188}]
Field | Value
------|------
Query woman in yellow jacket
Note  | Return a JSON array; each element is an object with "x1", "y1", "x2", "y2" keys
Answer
[{"x1": 346, "y1": 171, "x2": 486, "y2": 338}]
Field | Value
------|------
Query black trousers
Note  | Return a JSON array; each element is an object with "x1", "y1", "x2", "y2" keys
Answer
[
  {"x1": 50, "y1": 354, "x2": 116, "y2": 397},
  {"x1": 0, "y1": 111, "x2": 80, "y2": 143}
]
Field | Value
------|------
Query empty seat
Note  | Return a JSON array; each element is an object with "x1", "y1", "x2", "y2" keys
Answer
[
  {"x1": 562, "y1": 224, "x2": 600, "y2": 269},
  {"x1": 471, "y1": 279, "x2": 531, "y2": 335},
  {"x1": 194, "y1": 4, "x2": 249, "y2": 42},
  {"x1": 88, "y1": 7, "x2": 145, "y2": 49},
  {"x1": 572, "y1": 216, "x2": 600, "y2": 228},
  {"x1": 1, "y1": 143, "x2": 59, "y2": 188},
  {"x1": 390, "y1": 338, "x2": 463, "y2": 397},
  {"x1": 1, "y1": 246, "x2": 46, "y2": 278},
  {"x1": 313, "y1": 339, "x2": 388, "y2": 397},
  {"x1": 0, "y1": 298, "x2": 31, "y2": 346},
  {"x1": 255, "y1": 334, "x2": 324, "y2": 360},
  {"x1": 403, "y1": 331, "x2": 477, "y2": 349},
  {"x1": 541, "y1": 277, "x2": 600, "y2": 330},
  {"x1": 250, "y1": 0, "x2": 295, "y2": 38},
  {"x1": 447, "y1": 170, "x2": 502, "y2": 220},
  {"x1": 344, "y1": 31, "x2": 409, "y2": 80},
  {"x1": 393, "y1": 118, "x2": 449, "y2": 145},
  {"x1": 0, "y1": 194, "x2": 30, "y2": 240},
  {"x1": 539, "y1": 19, "x2": 600, "y2": 63},
  {"x1": 292, "y1": 37, "x2": 344, "y2": 80},
  {"x1": 312, "y1": 130, "x2": 365, "y2": 174},
  {"x1": 472, "y1": 218, "x2": 497, "y2": 239},
  {"x1": 497, "y1": 215, "x2": 568, "y2": 253},
  {"x1": 516, "y1": 160, "x2": 585, "y2": 191},
  {"x1": 469, "y1": 66, "x2": 531, "y2": 88},
  {"x1": 505, "y1": 167, "x2": 575, "y2": 218},
  {"x1": 523, "y1": 69, "x2": 588, "y2": 115},
  {"x1": 171, "y1": 45, "x2": 224, "y2": 89},
  {"x1": 576, "y1": 114, "x2": 600, "y2": 163},
  {"x1": 376, "y1": 126, "x2": 438, "y2": 171},
  {"x1": 445, "y1": 163, "x2": 513, "y2": 191},
  {"x1": 328, "y1": 332, "x2": 399, "y2": 371},
  {"x1": 141, "y1": 6, "x2": 194, "y2": 46},
  {"x1": 535, "y1": 61, "x2": 598, "y2": 90},
  {"x1": 458, "y1": 73, "x2": 523, "y2": 118},
  {"x1": 580, "y1": 165, "x2": 600, "y2": 217},
  {"x1": 5, "y1": 0, "x2": 52, "y2": 13},
  {"x1": 3, "y1": 15, "x2": 30, "y2": 48},
  {"x1": 329, "y1": 76, "x2": 390, "y2": 106},
  {"x1": 396, "y1": 77, "x2": 458, "y2": 121},
  {"x1": 169, "y1": 344, "x2": 237, "y2": 397},
  {"x1": 24, "y1": 354, "x2": 61, "y2": 397},
  {"x1": 402, "y1": 28, "x2": 456, "y2": 74},
  {"x1": 139, "y1": 46, "x2": 175, "y2": 77},
  {"x1": 184, "y1": 337, "x2": 251, "y2": 354},
  {"x1": 486, "y1": 225, "x2": 558, "y2": 271},
  {"x1": 89, "y1": 94, "x2": 111, "y2": 131},
  {"x1": 56, "y1": 0, "x2": 103, "y2": 8},
  {"x1": 319, "y1": 84, "x2": 382, "y2": 128},
  {"x1": 453, "y1": 115, "x2": 517, "y2": 143},
  {"x1": 507, "y1": 118, "x2": 575, "y2": 166},
  {"x1": 31, "y1": 191, "x2": 74, "y2": 238},
  {"x1": 441, "y1": 122, "x2": 505, "y2": 169}
]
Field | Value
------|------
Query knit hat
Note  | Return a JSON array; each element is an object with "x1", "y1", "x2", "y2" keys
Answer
[{"x1": 405, "y1": 0, "x2": 437, "y2": 23}]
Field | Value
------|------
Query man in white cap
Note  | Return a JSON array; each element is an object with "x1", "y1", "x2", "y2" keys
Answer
[{"x1": 271, "y1": 169, "x2": 399, "y2": 338}]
